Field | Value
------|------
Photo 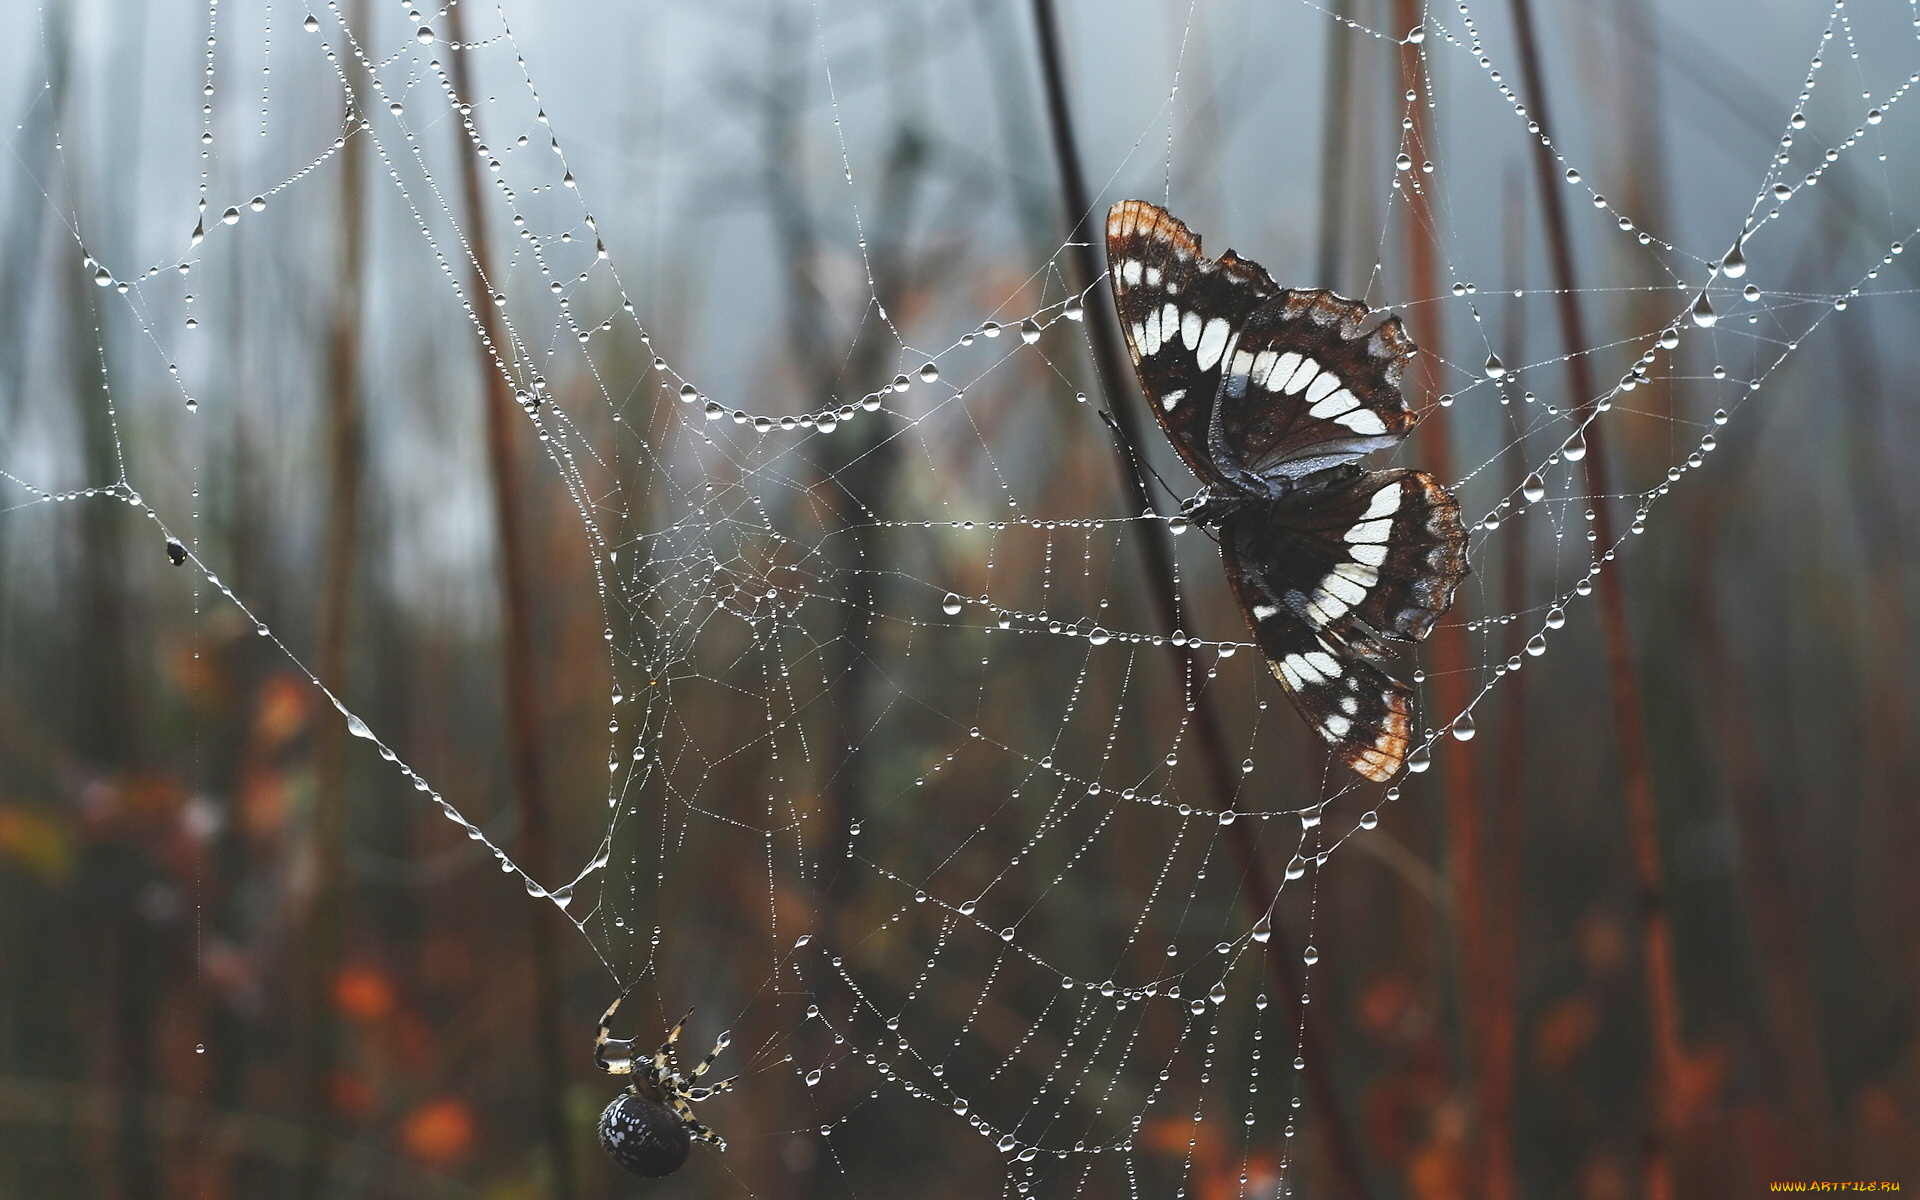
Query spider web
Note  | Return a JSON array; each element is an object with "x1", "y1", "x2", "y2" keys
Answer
[{"x1": 1, "y1": 0, "x2": 1914, "y2": 1195}]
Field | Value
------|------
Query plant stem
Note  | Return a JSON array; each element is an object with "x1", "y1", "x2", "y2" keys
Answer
[
  {"x1": 443, "y1": 11, "x2": 576, "y2": 1199},
  {"x1": 1028, "y1": 3, "x2": 1373, "y2": 1197},
  {"x1": 1505, "y1": 1, "x2": 1684, "y2": 1192}
]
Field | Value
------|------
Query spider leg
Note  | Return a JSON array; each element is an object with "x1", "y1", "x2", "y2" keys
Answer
[
  {"x1": 687, "y1": 1029, "x2": 732, "y2": 1080},
  {"x1": 684, "y1": 1075, "x2": 737, "y2": 1102},
  {"x1": 594, "y1": 980, "x2": 643, "y2": 1075},
  {"x1": 653, "y1": 1007, "x2": 694, "y2": 1079},
  {"x1": 668, "y1": 1093, "x2": 729, "y2": 1150}
]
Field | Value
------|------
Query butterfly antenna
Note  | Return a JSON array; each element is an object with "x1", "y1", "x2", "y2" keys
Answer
[{"x1": 1097, "y1": 410, "x2": 1186, "y2": 512}]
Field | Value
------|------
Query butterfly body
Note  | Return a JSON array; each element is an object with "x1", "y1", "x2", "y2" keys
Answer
[{"x1": 1106, "y1": 200, "x2": 1469, "y2": 781}]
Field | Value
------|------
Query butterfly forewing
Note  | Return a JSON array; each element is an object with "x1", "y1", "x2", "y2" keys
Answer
[
  {"x1": 1106, "y1": 200, "x2": 1277, "y2": 487},
  {"x1": 1207, "y1": 293, "x2": 1419, "y2": 490}
]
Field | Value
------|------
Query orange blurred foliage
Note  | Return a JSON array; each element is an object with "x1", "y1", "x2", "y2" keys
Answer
[
  {"x1": 400, "y1": 1097, "x2": 477, "y2": 1168},
  {"x1": 334, "y1": 964, "x2": 398, "y2": 1023}
]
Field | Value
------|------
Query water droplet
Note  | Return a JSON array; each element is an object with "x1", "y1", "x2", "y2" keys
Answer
[
  {"x1": 1546, "y1": 605, "x2": 1566, "y2": 629},
  {"x1": 919, "y1": 362, "x2": 940, "y2": 383},
  {"x1": 805, "y1": 1070, "x2": 822, "y2": 1087},
  {"x1": 1252, "y1": 914, "x2": 1271, "y2": 944},
  {"x1": 1526, "y1": 633, "x2": 1547, "y2": 656},
  {"x1": 942, "y1": 592, "x2": 963, "y2": 615},
  {"x1": 1659, "y1": 327, "x2": 1680, "y2": 349},
  {"x1": 678, "y1": 383, "x2": 698, "y2": 403},
  {"x1": 304, "y1": 13, "x2": 319, "y2": 31},
  {"x1": 1564, "y1": 167, "x2": 1581, "y2": 183},
  {"x1": 1522, "y1": 472, "x2": 1546, "y2": 503},
  {"x1": 1064, "y1": 298, "x2": 1084, "y2": 321},
  {"x1": 999, "y1": 927, "x2": 1015, "y2": 942},
  {"x1": 1744, "y1": 284, "x2": 1761, "y2": 302},
  {"x1": 346, "y1": 714, "x2": 373, "y2": 740},
  {"x1": 1562, "y1": 429, "x2": 1587, "y2": 461},
  {"x1": 415, "y1": 25, "x2": 435, "y2": 44},
  {"x1": 1088, "y1": 628, "x2": 1111, "y2": 645},
  {"x1": 794, "y1": 934, "x2": 812, "y2": 947},
  {"x1": 221, "y1": 207, "x2": 240, "y2": 225},
  {"x1": 1406, "y1": 745, "x2": 1432, "y2": 773},
  {"x1": 1483, "y1": 353, "x2": 1506, "y2": 379},
  {"x1": 1691, "y1": 293, "x2": 1718, "y2": 327},
  {"x1": 1359, "y1": 810, "x2": 1379, "y2": 829},
  {"x1": 1712, "y1": 408, "x2": 1729, "y2": 426},
  {"x1": 1868, "y1": 107, "x2": 1884, "y2": 125},
  {"x1": 1395, "y1": 153, "x2": 1413, "y2": 171},
  {"x1": 1450, "y1": 711, "x2": 1476, "y2": 741},
  {"x1": 1019, "y1": 319, "x2": 1040, "y2": 344},
  {"x1": 1208, "y1": 982, "x2": 1227, "y2": 1005},
  {"x1": 1720, "y1": 241, "x2": 1747, "y2": 279},
  {"x1": 1302, "y1": 945, "x2": 1320, "y2": 966},
  {"x1": 1167, "y1": 515, "x2": 1190, "y2": 535},
  {"x1": 1790, "y1": 111, "x2": 1807, "y2": 129},
  {"x1": 250, "y1": 196, "x2": 266, "y2": 212},
  {"x1": 93, "y1": 267, "x2": 112, "y2": 287}
]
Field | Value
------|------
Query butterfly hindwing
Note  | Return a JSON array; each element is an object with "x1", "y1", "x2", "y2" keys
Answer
[
  {"x1": 1106, "y1": 200, "x2": 1278, "y2": 487},
  {"x1": 1220, "y1": 470, "x2": 1466, "y2": 779},
  {"x1": 1207, "y1": 291, "x2": 1419, "y2": 490},
  {"x1": 1219, "y1": 554, "x2": 1413, "y2": 783}
]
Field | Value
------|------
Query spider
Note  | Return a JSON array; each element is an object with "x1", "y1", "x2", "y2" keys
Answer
[{"x1": 593, "y1": 983, "x2": 736, "y2": 1177}]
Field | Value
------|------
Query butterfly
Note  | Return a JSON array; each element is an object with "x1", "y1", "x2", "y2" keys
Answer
[{"x1": 1105, "y1": 200, "x2": 1468, "y2": 781}]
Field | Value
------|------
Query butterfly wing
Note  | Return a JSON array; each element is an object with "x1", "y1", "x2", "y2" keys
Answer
[
  {"x1": 1106, "y1": 200, "x2": 1279, "y2": 488},
  {"x1": 1206, "y1": 290, "x2": 1419, "y2": 493},
  {"x1": 1221, "y1": 469, "x2": 1468, "y2": 781}
]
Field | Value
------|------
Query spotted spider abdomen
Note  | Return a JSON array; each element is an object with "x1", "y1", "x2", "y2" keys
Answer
[{"x1": 599, "y1": 1093, "x2": 692, "y2": 1177}]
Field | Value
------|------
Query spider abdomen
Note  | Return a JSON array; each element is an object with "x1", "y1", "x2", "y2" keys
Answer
[{"x1": 599, "y1": 1093, "x2": 692, "y2": 1177}]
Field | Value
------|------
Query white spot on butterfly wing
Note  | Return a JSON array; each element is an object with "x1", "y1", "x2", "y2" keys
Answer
[
  {"x1": 1305, "y1": 372, "x2": 1342, "y2": 405},
  {"x1": 1160, "y1": 303, "x2": 1180, "y2": 347},
  {"x1": 1265, "y1": 351, "x2": 1302, "y2": 389},
  {"x1": 1160, "y1": 388, "x2": 1187, "y2": 412},
  {"x1": 1324, "y1": 713, "x2": 1352, "y2": 738},
  {"x1": 1251, "y1": 602, "x2": 1280, "y2": 620},
  {"x1": 1346, "y1": 518, "x2": 1393, "y2": 543},
  {"x1": 1142, "y1": 308, "x2": 1164, "y2": 355},
  {"x1": 1334, "y1": 562, "x2": 1380, "y2": 589},
  {"x1": 1120, "y1": 259, "x2": 1144, "y2": 286},
  {"x1": 1195, "y1": 317, "x2": 1232, "y2": 371},
  {"x1": 1339, "y1": 696, "x2": 1359, "y2": 715},
  {"x1": 1337, "y1": 408, "x2": 1389, "y2": 434},
  {"x1": 1304, "y1": 651, "x2": 1341, "y2": 677},
  {"x1": 1350, "y1": 543, "x2": 1388, "y2": 566},
  {"x1": 1181, "y1": 309, "x2": 1202, "y2": 350},
  {"x1": 1308, "y1": 388, "x2": 1360, "y2": 418},
  {"x1": 1145, "y1": 266, "x2": 1163, "y2": 286},
  {"x1": 1282, "y1": 356, "x2": 1321, "y2": 395},
  {"x1": 1362, "y1": 485, "x2": 1404, "y2": 519},
  {"x1": 1320, "y1": 573, "x2": 1367, "y2": 606}
]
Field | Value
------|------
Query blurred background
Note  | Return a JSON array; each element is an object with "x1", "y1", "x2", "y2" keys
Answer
[{"x1": 0, "y1": 0, "x2": 1915, "y2": 1197}]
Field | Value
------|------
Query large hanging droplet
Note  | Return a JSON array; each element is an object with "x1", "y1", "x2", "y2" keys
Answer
[
  {"x1": 1720, "y1": 240, "x2": 1748, "y2": 279},
  {"x1": 1691, "y1": 293, "x2": 1718, "y2": 327},
  {"x1": 1208, "y1": 982, "x2": 1227, "y2": 1005},
  {"x1": 1525, "y1": 633, "x2": 1547, "y2": 656},
  {"x1": 941, "y1": 593, "x2": 963, "y2": 616},
  {"x1": 1483, "y1": 353, "x2": 1506, "y2": 379},
  {"x1": 1251, "y1": 914, "x2": 1272, "y2": 944},
  {"x1": 1450, "y1": 711, "x2": 1477, "y2": 741},
  {"x1": 1406, "y1": 745, "x2": 1432, "y2": 773},
  {"x1": 1562, "y1": 429, "x2": 1588, "y2": 461},
  {"x1": 1522, "y1": 472, "x2": 1546, "y2": 503},
  {"x1": 919, "y1": 362, "x2": 940, "y2": 383}
]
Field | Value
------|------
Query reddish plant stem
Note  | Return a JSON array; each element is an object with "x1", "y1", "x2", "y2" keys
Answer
[
  {"x1": 1390, "y1": 8, "x2": 1505, "y2": 1199},
  {"x1": 1028, "y1": 3, "x2": 1372, "y2": 1197},
  {"x1": 1505, "y1": 0, "x2": 1684, "y2": 1193},
  {"x1": 444, "y1": 12, "x2": 577, "y2": 1200}
]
